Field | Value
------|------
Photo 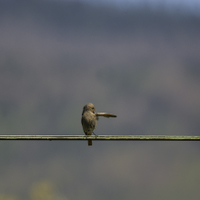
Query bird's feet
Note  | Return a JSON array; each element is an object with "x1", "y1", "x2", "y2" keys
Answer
[{"x1": 93, "y1": 132, "x2": 98, "y2": 136}]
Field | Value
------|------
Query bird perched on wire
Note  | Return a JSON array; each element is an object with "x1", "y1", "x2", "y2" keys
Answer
[{"x1": 81, "y1": 103, "x2": 117, "y2": 146}]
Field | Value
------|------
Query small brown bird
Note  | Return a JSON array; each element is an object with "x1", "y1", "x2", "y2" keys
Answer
[{"x1": 81, "y1": 103, "x2": 117, "y2": 146}]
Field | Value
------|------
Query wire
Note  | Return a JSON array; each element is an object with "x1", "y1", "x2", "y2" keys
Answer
[{"x1": 0, "y1": 135, "x2": 199, "y2": 141}]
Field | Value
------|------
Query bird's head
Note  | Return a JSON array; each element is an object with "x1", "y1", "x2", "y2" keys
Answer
[{"x1": 82, "y1": 103, "x2": 95, "y2": 114}]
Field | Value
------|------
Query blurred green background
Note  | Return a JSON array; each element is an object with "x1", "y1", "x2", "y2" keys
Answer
[{"x1": 0, "y1": 0, "x2": 200, "y2": 199}]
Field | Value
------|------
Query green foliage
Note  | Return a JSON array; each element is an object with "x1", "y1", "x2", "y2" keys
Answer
[
  {"x1": 0, "y1": 194, "x2": 18, "y2": 200},
  {"x1": 30, "y1": 180, "x2": 57, "y2": 200}
]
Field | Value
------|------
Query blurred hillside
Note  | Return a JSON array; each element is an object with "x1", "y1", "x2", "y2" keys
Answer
[{"x1": 0, "y1": 1, "x2": 200, "y2": 200}]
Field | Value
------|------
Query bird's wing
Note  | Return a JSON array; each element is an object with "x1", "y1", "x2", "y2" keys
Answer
[{"x1": 95, "y1": 112, "x2": 117, "y2": 118}]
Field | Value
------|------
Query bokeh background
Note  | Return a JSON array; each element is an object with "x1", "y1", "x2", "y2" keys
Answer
[{"x1": 0, "y1": 0, "x2": 200, "y2": 199}]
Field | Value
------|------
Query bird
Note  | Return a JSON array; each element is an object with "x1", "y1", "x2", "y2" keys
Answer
[{"x1": 81, "y1": 103, "x2": 117, "y2": 146}]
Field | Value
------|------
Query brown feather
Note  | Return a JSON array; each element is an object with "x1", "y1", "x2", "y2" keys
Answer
[{"x1": 95, "y1": 112, "x2": 117, "y2": 118}]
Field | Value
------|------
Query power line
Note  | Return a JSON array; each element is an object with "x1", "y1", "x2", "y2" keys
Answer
[{"x1": 0, "y1": 135, "x2": 199, "y2": 141}]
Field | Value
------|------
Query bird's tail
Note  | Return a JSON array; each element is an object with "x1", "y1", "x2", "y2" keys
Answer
[{"x1": 88, "y1": 139, "x2": 92, "y2": 146}]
